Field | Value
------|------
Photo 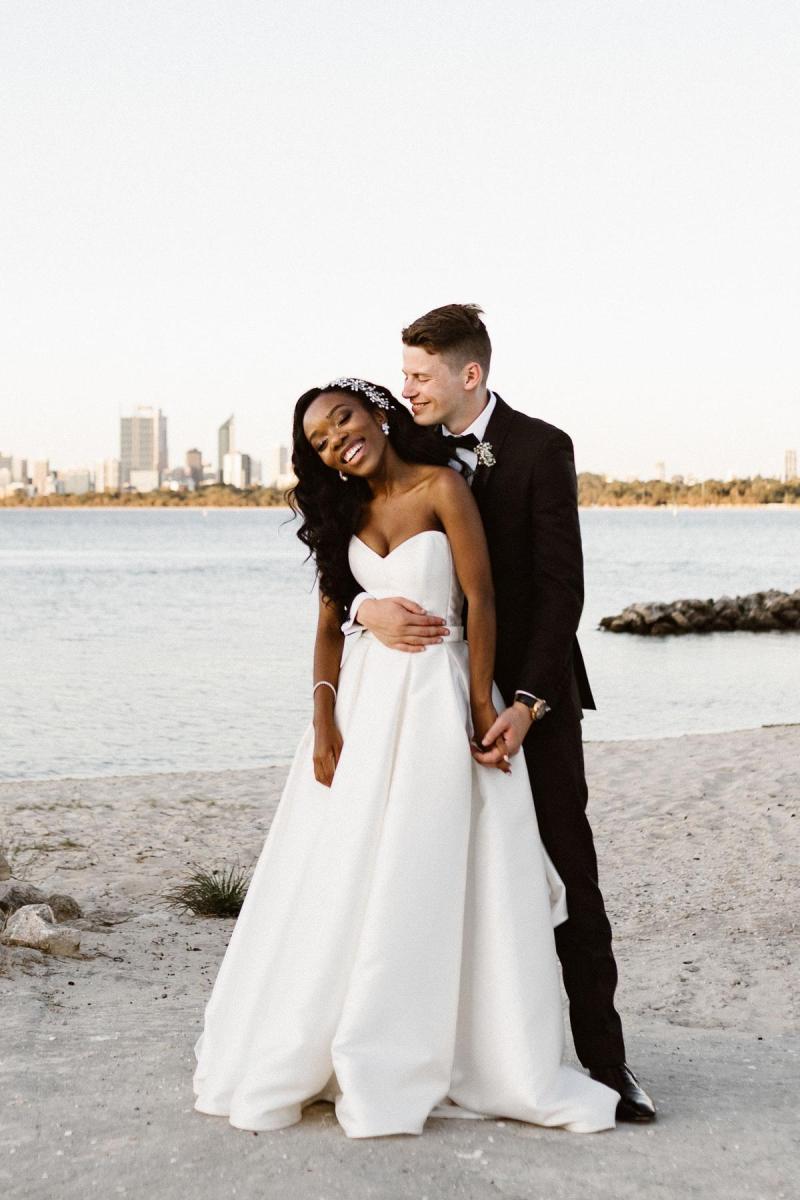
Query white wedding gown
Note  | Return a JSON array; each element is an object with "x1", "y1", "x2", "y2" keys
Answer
[{"x1": 193, "y1": 530, "x2": 618, "y2": 1137}]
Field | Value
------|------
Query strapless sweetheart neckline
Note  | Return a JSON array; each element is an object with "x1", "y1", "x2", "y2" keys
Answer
[{"x1": 352, "y1": 528, "x2": 448, "y2": 561}]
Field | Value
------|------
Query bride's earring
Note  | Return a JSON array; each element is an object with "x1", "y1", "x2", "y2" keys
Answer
[
  {"x1": 381, "y1": 421, "x2": 389, "y2": 435},
  {"x1": 338, "y1": 470, "x2": 348, "y2": 482}
]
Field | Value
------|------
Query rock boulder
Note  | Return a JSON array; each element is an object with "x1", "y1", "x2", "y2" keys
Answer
[{"x1": 0, "y1": 903, "x2": 82, "y2": 957}]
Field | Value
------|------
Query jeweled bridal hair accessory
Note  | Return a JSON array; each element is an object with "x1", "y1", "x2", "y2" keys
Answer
[{"x1": 325, "y1": 377, "x2": 392, "y2": 411}]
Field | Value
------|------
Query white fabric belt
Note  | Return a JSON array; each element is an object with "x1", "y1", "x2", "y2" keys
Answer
[{"x1": 358, "y1": 624, "x2": 464, "y2": 643}]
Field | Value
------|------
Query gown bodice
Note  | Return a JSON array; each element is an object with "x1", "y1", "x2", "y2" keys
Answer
[{"x1": 348, "y1": 530, "x2": 465, "y2": 629}]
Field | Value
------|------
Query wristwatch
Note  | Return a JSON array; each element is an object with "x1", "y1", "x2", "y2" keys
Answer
[{"x1": 513, "y1": 691, "x2": 551, "y2": 722}]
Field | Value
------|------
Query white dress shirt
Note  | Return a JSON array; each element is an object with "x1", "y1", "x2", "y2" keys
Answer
[
  {"x1": 441, "y1": 392, "x2": 497, "y2": 477},
  {"x1": 342, "y1": 394, "x2": 497, "y2": 635}
]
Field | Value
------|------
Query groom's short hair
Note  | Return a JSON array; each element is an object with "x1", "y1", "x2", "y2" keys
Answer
[{"x1": 402, "y1": 303, "x2": 491, "y2": 379}]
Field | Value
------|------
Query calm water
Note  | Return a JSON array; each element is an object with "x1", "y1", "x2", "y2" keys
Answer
[{"x1": 1, "y1": 507, "x2": 798, "y2": 780}]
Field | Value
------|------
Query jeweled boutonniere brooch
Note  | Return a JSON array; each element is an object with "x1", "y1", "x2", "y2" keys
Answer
[{"x1": 475, "y1": 441, "x2": 496, "y2": 467}]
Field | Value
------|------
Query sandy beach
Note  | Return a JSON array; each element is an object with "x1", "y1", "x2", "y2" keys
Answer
[{"x1": 2, "y1": 724, "x2": 798, "y2": 1200}]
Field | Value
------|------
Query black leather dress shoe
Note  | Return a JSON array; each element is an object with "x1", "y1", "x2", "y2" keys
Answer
[{"x1": 589, "y1": 1064, "x2": 657, "y2": 1122}]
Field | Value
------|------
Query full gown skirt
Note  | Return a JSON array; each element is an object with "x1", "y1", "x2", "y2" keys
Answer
[{"x1": 193, "y1": 531, "x2": 618, "y2": 1137}]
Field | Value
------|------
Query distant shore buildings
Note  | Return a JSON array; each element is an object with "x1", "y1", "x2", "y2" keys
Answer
[
  {"x1": 264, "y1": 444, "x2": 293, "y2": 489},
  {"x1": 217, "y1": 414, "x2": 256, "y2": 488},
  {"x1": 2, "y1": 429, "x2": 798, "y2": 507},
  {"x1": 95, "y1": 459, "x2": 120, "y2": 493},
  {"x1": 223, "y1": 451, "x2": 255, "y2": 488},
  {"x1": 218, "y1": 416, "x2": 235, "y2": 484},
  {"x1": 1, "y1": 405, "x2": 295, "y2": 498},
  {"x1": 31, "y1": 460, "x2": 50, "y2": 495},
  {"x1": 0, "y1": 454, "x2": 28, "y2": 496},
  {"x1": 120, "y1": 406, "x2": 168, "y2": 491},
  {"x1": 186, "y1": 448, "x2": 203, "y2": 487}
]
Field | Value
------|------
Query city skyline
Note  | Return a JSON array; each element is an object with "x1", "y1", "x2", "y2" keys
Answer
[
  {"x1": 0, "y1": 403, "x2": 297, "y2": 496},
  {"x1": 2, "y1": 400, "x2": 797, "y2": 487},
  {"x1": 2, "y1": 363, "x2": 798, "y2": 486},
  {"x1": 2, "y1": 422, "x2": 797, "y2": 491},
  {"x1": 1, "y1": 3, "x2": 798, "y2": 482},
  {"x1": 3, "y1": 368, "x2": 798, "y2": 483}
]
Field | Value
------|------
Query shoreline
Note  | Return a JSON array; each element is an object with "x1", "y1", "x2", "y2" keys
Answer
[
  {"x1": 3, "y1": 721, "x2": 799, "y2": 787},
  {"x1": 2, "y1": 502, "x2": 799, "y2": 512}
]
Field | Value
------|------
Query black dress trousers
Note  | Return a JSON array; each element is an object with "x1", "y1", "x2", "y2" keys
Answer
[{"x1": 521, "y1": 699, "x2": 626, "y2": 1070}]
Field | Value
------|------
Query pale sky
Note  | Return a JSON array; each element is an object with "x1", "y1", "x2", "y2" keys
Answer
[{"x1": 1, "y1": 0, "x2": 798, "y2": 480}]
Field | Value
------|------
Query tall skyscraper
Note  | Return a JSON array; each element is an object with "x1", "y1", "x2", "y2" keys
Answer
[
  {"x1": 186, "y1": 448, "x2": 203, "y2": 486},
  {"x1": 120, "y1": 407, "x2": 168, "y2": 487},
  {"x1": 218, "y1": 415, "x2": 235, "y2": 482},
  {"x1": 785, "y1": 449, "x2": 798, "y2": 482}
]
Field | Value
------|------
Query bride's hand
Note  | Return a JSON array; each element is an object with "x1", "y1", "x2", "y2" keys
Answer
[
  {"x1": 470, "y1": 702, "x2": 511, "y2": 774},
  {"x1": 313, "y1": 720, "x2": 343, "y2": 788}
]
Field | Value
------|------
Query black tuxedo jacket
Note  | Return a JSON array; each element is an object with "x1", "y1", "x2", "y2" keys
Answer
[{"x1": 467, "y1": 395, "x2": 595, "y2": 715}]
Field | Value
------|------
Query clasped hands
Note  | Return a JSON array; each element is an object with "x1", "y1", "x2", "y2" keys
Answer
[{"x1": 357, "y1": 597, "x2": 533, "y2": 774}]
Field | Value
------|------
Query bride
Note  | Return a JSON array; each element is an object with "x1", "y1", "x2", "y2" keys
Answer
[{"x1": 192, "y1": 377, "x2": 618, "y2": 1138}]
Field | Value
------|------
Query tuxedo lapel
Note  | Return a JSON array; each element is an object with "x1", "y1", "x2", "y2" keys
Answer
[{"x1": 471, "y1": 394, "x2": 514, "y2": 504}]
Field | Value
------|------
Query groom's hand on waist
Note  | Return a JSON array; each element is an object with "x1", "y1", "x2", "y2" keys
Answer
[{"x1": 358, "y1": 597, "x2": 449, "y2": 653}]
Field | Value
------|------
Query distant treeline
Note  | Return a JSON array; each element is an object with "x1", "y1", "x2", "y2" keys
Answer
[
  {"x1": 2, "y1": 476, "x2": 799, "y2": 508},
  {"x1": 0, "y1": 485, "x2": 289, "y2": 508},
  {"x1": 577, "y1": 474, "x2": 800, "y2": 507}
]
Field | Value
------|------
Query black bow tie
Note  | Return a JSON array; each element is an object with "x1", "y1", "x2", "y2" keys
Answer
[{"x1": 445, "y1": 432, "x2": 479, "y2": 451}]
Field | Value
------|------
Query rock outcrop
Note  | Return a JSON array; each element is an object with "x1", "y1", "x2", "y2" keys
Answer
[
  {"x1": 47, "y1": 893, "x2": 84, "y2": 922},
  {"x1": 600, "y1": 589, "x2": 800, "y2": 636},
  {"x1": 1, "y1": 903, "x2": 82, "y2": 957},
  {"x1": 0, "y1": 864, "x2": 83, "y2": 936},
  {"x1": 0, "y1": 880, "x2": 48, "y2": 917}
]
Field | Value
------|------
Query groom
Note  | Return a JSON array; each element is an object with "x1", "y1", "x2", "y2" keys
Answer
[{"x1": 349, "y1": 303, "x2": 656, "y2": 1122}]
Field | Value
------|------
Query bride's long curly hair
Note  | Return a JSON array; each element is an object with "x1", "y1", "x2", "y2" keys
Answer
[{"x1": 289, "y1": 381, "x2": 454, "y2": 619}]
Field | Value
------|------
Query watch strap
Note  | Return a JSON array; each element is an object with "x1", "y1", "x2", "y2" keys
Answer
[{"x1": 513, "y1": 691, "x2": 551, "y2": 720}]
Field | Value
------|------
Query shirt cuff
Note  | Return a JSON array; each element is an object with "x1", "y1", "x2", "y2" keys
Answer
[{"x1": 341, "y1": 591, "x2": 374, "y2": 635}]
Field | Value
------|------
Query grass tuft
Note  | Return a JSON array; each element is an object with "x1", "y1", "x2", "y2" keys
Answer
[{"x1": 164, "y1": 863, "x2": 251, "y2": 918}]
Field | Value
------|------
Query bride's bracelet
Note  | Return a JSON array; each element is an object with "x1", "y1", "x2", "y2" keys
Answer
[{"x1": 312, "y1": 680, "x2": 337, "y2": 703}]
